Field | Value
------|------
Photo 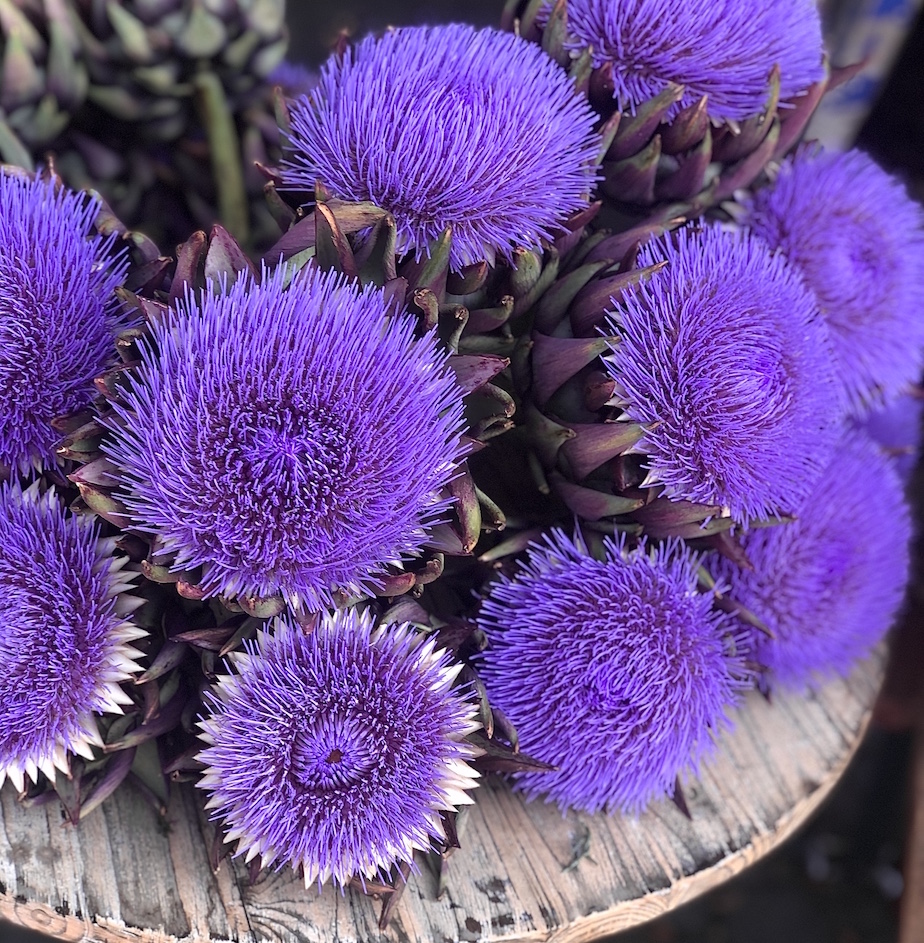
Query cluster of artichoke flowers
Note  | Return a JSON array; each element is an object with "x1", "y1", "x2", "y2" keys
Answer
[{"x1": 0, "y1": 0, "x2": 922, "y2": 919}]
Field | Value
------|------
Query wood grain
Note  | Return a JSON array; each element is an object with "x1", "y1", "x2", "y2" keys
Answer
[{"x1": 0, "y1": 648, "x2": 884, "y2": 943}]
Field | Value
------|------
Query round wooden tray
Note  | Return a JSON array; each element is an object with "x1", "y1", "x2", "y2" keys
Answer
[{"x1": 0, "y1": 648, "x2": 884, "y2": 943}]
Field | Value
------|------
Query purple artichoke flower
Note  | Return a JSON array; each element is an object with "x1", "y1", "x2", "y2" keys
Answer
[
  {"x1": 566, "y1": 0, "x2": 824, "y2": 123},
  {"x1": 0, "y1": 482, "x2": 146, "y2": 793},
  {"x1": 268, "y1": 60, "x2": 318, "y2": 98},
  {"x1": 742, "y1": 147, "x2": 924, "y2": 416},
  {"x1": 103, "y1": 265, "x2": 467, "y2": 611},
  {"x1": 0, "y1": 172, "x2": 129, "y2": 475},
  {"x1": 604, "y1": 224, "x2": 841, "y2": 523},
  {"x1": 197, "y1": 610, "x2": 480, "y2": 887},
  {"x1": 475, "y1": 530, "x2": 748, "y2": 813},
  {"x1": 857, "y1": 394, "x2": 923, "y2": 483},
  {"x1": 280, "y1": 24, "x2": 600, "y2": 270},
  {"x1": 711, "y1": 432, "x2": 911, "y2": 690}
]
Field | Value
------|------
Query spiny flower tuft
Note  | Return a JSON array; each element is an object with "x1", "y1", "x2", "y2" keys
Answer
[
  {"x1": 0, "y1": 482, "x2": 146, "y2": 793},
  {"x1": 103, "y1": 265, "x2": 467, "y2": 611},
  {"x1": 742, "y1": 147, "x2": 924, "y2": 416},
  {"x1": 0, "y1": 172, "x2": 129, "y2": 475},
  {"x1": 475, "y1": 530, "x2": 748, "y2": 813},
  {"x1": 280, "y1": 24, "x2": 600, "y2": 270},
  {"x1": 603, "y1": 224, "x2": 841, "y2": 523},
  {"x1": 711, "y1": 432, "x2": 911, "y2": 690},
  {"x1": 857, "y1": 394, "x2": 923, "y2": 483},
  {"x1": 566, "y1": 0, "x2": 824, "y2": 122},
  {"x1": 197, "y1": 610, "x2": 480, "y2": 887}
]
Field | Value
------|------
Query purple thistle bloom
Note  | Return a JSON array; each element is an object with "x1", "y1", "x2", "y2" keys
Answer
[
  {"x1": 743, "y1": 148, "x2": 924, "y2": 416},
  {"x1": 711, "y1": 432, "x2": 910, "y2": 690},
  {"x1": 0, "y1": 173, "x2": 129, "y2": 475},
  {"x1": 103, "y1": 265, "x2": 467, "y2": 611},
  {"x1": 197, "y1": 610, "x2": 480, "y2": 887},
  {"x1": 475, "y1": 530, "x2": 748, "y2": 813},
  {"x1": 857, "y1": 394, "x2": 923, "y2": 483},
  {"x1": 603, "y1": 224, "x2": 841, "y2": 523},
  {"x1": 268, "y1": 60, "x2": 318, "y2": 98},
  {"x1": 280, "y1": 24, "x2": 600, "y2": 270},
  {"x1": 566, "y1": 0, "x2": 824, "y2": 122},
  {"x1": 0, "y1": 482, "x2": 146, "y2": 793}
]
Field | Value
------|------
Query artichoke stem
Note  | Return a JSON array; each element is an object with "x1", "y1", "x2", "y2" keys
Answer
[{"x1": 193, "y1": 68, "x2": 249, "y2": 246}]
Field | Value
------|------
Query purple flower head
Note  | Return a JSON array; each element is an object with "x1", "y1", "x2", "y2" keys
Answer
[
  {"x1": 603, "y1": 224, "x2": 841, "y2": 523},
  {"x1": 280, "y1": 24, "x2": 600, "y2": 270},
  {"x1": 268, "y1": 60, "x2": 318, "y2": 98},
  {"x1": 0, "y1": 172, "x2": 129, "y2": 475},
  {"x1": 0, "y1": 481, "x2": 146, "y2": 792},
  {"x1": 711, "y1": 432, "x2": 911, "y2": 690},
  {"x1": 743, "y1": 147, "x2": 924, "y2": 416},
  {"x1": 566, "y1": 0, "x2": 824, "y2": 123},
  {"x1": 475, "y1": 530, "x2": 748, "y2": 813},
  {"x1": 197, "y1": 610, "x2": 480, "y2": 887},
  {"x1": 856, "y1": 394, "x2": 923, "y2": 483},
  {"x1": 103, "y1": 265, "x2": 467, "y2": 611}
]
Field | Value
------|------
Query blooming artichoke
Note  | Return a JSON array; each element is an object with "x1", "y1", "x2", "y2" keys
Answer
[
  {"x1": 476, "y1": 529, "x2": 748, "y2": 812},
  {"x1": 513, "y1": 222, "x2": 841, "y2": 538},
  {"x1": 0, "y1": 481, "x2": 147, "y2": 793},
  {"x1": 501, "y1": 0, "x2": 849, "y2": 218},
  {"x1": 198, "y1": 610, "x2": 480, "y2": 888}
]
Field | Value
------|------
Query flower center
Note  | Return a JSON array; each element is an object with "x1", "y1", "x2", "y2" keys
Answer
[{"x1": 289, "y1": 712, "x2": 381, "y2": 792}]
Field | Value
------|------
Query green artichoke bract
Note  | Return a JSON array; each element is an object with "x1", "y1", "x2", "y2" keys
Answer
[
  {"x1": 0, "y1": 0, "x2": 88, "y2": 165},
  {"x1": 71, "y1": 0, "x2": 286, "y2": 140}
]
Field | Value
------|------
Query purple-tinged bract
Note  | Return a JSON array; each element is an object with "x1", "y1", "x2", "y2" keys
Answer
[
  {"x1": 743, "y1": 147, "x2": 924, "y2": 416},
  {"x1": 280, "y1": 24, "x2": 600, "y2": 270},
  {"x1": 197, "y1": 611, "x2": 480, "y2": 887},
  {"x1": 0, "y1": 482, "x2": 146, "y2": 793},
  {"x1": 475, "y1": 531, "x2": 748, "y2": 813},
  {"x1": 711, "y1": 432, "x2": 911, "y2": 689},
  {"x1": 103, "y1": 265, "x2": 467, "y2": 611},
  {"x1": 604, "y1": 224, "x2": 841, "y2": 523},
  {"x1": 566, "y1": 0, "x2": 824, "y2": 122},
  {"x1": 0, "y1": 173, "x2": 129, "y2": 475}
]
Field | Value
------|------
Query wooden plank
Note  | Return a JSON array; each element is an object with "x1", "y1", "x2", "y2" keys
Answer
[{"x1": 0, "y1": 647, "x2": 883, "y2": 943}]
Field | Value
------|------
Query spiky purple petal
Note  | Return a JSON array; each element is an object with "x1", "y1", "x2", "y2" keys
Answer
[
  {"x1": 0, "y1": 173, "x2": 129, "y2": 475},
  {"x1": 102, "y1": 265, "x2": 467, "y2": 611},
  {"x1": 0, "y1": 482, "x2": 145, "y2": 791},
  {"x1": 711, "y1": 432, "x2": 911, "y2": 690},
  {"x1": 743, "y1": 147, "x2": 924, "y2": 416},
  {"x1": 280, "y1": 24, "x2": 600, "y2": 269},
  {"x1": 475, "y1": 530, "x2": 747, "y2": 813},
  {"x1": 567, "y1": 0, "x2": 824, "y2": 122},
  {"x1": 197, "y1": 611, "x2": 480, "y2": 887},
  {"x1": 603, "y1": 224, "x2": 841, "y2": 522}
]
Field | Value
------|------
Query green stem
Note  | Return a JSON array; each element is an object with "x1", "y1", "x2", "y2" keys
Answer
[{"x1": 193, "y1": 69, "x2": 249, "y2": 246}]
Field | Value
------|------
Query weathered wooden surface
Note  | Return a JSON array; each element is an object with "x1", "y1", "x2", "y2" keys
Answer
[{"x1": 0, "y1": 649, "x2": 883, "y2": 943}]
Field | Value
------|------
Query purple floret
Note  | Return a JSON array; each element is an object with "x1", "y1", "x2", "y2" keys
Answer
[
  {"x1": 102, "y1": 265, "x2": 467, "y2": 611},
  {"x1": 711, "y1": 432, "x2": 911, "y2": 690},
  {"x1": 743, "y1": 147, "x2": 924, "y2": 416},
  {"x1": 857, "y1": 394, "x2": 923, "y2": 483},
  {"x1": 475, "y1": 530, "x2": 748, "y2": 813},
  {"x1": 280, "y1": 24, "x2": 600, "y2": 270},
  {"x1": 604, "y1": 223, "x2": 841, "y2": 523},
  {"x1": 0, "y1": 482, "x2": 144, "y2": 791},
  {"x1": 197, "y1": 611, "x2": 480, "y2": 887},
  {"x1": 567, "y1": 0, "x2": 824, "y2": 122},
  {"x1": 0, "y1": 173, "x2": 129, "y2": 474}
]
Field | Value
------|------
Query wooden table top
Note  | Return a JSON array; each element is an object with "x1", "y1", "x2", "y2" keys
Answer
[{"x1": 0, "y1": 648, "x2": 883, "y2": 943}]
